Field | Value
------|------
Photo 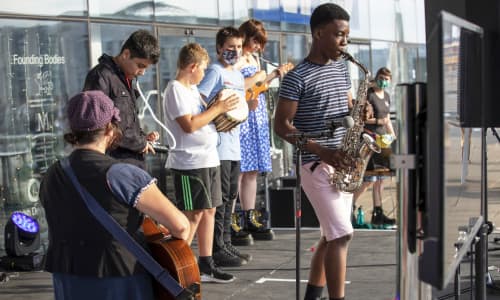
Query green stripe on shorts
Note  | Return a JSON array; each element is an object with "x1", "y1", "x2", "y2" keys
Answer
[{"x1": 181, "y1": 175, "x2": 193, "y2": 210}]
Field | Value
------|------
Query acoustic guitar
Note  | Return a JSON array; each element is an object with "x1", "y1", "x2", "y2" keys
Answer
[
  {"x1": 245, "y1": 62, "x2": 294, "y2": 101},
  {"x1": 142, "y1": 217, "x2": 201, "y2": 300}
]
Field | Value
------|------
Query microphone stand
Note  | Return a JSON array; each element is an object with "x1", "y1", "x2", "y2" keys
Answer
[
  {"x1": 287, "y1": 129, "x2": 334, "y2": 300},
  {"x1": 293, "y1": 136, "x2": 306, "y2": 300}
]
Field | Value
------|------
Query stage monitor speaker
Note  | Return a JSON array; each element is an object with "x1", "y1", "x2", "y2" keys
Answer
[{"x1": 269, "y1": 187, "x2": 319, "y2": 228}]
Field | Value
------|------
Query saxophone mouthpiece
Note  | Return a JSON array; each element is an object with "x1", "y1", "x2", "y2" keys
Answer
[{"x1": 340, "y1": 50, "x2": 354, "y2": 62}]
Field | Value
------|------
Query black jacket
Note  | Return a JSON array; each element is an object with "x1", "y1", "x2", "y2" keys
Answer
[
  {"x1": 40, "y1": 149, "x2": 146, "y2": 276},
  {"x1": 83, "y1": 54, "x2": 147, "y2": 164}
]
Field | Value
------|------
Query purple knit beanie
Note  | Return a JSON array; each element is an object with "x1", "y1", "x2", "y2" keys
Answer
[{"x1": 67, "y1": 91, "x2": 121, "y2": 131}]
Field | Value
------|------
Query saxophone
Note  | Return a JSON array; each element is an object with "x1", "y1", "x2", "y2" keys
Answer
[{"x1": 330, "y1": 51, "x2": 381, "y2": 192}]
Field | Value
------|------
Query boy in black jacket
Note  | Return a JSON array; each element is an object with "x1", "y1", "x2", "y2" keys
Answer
[{"x1": 83, "y1": 30, "x2": 160, "y2": 169}]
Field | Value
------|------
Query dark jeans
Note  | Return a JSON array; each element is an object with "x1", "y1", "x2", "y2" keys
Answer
[{"x1": 214, "y1": 160, "x2": 240, "y2": 250}]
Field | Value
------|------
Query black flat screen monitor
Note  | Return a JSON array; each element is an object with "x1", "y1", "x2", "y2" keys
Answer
[{"x1": 419, "y1": 11, "x2": 484, "y2": 289}]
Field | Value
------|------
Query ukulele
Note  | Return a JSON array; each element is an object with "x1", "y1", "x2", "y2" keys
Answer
[
  {"x1": 245, "y1": 62, "x2": 294, "y2": 102},
  {"x1": 142, "y1": 217, "x2": 201, "y2": 300}
]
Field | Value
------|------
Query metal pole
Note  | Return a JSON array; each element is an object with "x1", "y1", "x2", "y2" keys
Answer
[
  {"x1": 395, "y1": 83, "x2": 433, "y2": 300},
  {"x1": 475, "y1": 127, "x2": 488, "y2": 300},
  {"x1": 294, "y1": 138, "x2": 305, "y2": 300},
  {"x1": 395, "y1": 83, "x2": 417, "y2": 300}
]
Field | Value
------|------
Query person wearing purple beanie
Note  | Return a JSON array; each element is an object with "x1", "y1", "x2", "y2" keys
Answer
[{"x1": 40, "y1": 90, "x2": 189, "y2": 300}]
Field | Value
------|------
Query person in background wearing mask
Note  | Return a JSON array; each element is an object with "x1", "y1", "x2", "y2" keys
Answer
[
  {"x1": 83, "y1": 30, "x2": 160, "y2": 170},
  {"x1": 197, "y1": 27, "x2": 252, "y2": 268},
  {"x1": 352, "y1": 67, "x2": 397, "y2": 227}
]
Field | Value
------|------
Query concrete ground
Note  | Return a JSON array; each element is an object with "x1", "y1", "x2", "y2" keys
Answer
[{"x1": 1, "y1": 130, "x2": 499, "y2": 299}]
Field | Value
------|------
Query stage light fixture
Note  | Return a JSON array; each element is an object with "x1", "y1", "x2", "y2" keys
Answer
[{"x1": 4, "y1": 212, "x2": 40, "y2": 257}]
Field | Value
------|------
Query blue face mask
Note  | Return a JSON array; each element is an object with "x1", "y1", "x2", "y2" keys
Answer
[
  {"x1": 221, "y1": 49, "x2": 241, "y2": 65},
  {"x1": 376, "y1": 79, "x2": 389, "y2": 89}
]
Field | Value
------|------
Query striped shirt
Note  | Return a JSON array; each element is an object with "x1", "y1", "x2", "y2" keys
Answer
[{"x1": 278, "y1": 59, "x2": 351, "y2": 164}]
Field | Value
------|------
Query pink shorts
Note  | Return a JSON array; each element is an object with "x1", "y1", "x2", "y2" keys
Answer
[{"x1": 301, "y1": 161, "x2": 353, "y2": 241}]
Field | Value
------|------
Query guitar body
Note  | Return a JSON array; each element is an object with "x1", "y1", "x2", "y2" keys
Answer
[
  {"x1": 245, "y1": 62, "x2": 295, "y2": 101},
  {"x1": 142, "y1": 217, "x2": 201, "y2": 300}
]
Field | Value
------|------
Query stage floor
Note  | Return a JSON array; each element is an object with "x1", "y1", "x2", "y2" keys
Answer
[{"x1": 4, "y1": 229, "x2": 500, "y2": 299}]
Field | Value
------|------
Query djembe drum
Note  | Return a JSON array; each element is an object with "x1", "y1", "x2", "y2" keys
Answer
[{"x1": 208, "y1": 88, "x2": 248, "y2": 132}]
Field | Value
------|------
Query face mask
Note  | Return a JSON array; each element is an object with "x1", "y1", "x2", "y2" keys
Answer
[
  {"x1": 221, "y1": 49, "x2": 241, "y2": 65},
  {"x1": 376, "y1": 79, "x2": 389, "y2": 89}
]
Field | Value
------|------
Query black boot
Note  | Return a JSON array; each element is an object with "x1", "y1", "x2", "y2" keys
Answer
[
  {"x1": 245, "y1": 209, "x2": 275, "y2": 240},
  {"x1": 231, "y1": 212, "x2": 254, "y2": 246},
  {"x1": 371, "y1": 206, "x2": 396, "y2": 226}
]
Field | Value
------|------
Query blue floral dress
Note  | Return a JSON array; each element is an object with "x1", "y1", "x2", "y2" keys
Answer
[{"x1": 239, "y1": 65, "x2": 272, "y2": 172}]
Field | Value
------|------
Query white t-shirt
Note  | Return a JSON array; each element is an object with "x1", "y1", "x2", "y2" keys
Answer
[{"x1": 163, "y1": 80, "x2": 219, "y2": 170}]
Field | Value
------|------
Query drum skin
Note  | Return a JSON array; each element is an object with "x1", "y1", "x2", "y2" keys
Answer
[{"x1": 208, "y1": 89, "x2": 248, "y2": 132}]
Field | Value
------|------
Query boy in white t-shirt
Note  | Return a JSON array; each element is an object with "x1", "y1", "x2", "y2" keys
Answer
[{"x1": 163, "y1": 43, "x2": 239, "y2": 283}]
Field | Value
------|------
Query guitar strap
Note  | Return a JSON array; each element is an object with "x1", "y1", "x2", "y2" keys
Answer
[{"x1": 60, "y1": 157, "x2": 195, "y2": 299}]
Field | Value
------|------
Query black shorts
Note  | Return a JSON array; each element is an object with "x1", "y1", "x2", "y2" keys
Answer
[{"x1": 171, "y1": 167, "x2": 222, "y2": 211}]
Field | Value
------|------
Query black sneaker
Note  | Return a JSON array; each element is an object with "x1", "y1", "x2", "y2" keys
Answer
[
  {"x1": 199, "y1": 259, "x2": 235, "y2": 283},
  {"x1": 225, "y1": 243, "x2": 252, "y2": 263},
  {"x1": 213, "y1": 247, "x2": 246, "y2": 267}
]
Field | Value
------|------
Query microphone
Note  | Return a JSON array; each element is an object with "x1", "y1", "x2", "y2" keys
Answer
[{"x1": 325, "y1": 116, "x2": 355, "y2": 131}]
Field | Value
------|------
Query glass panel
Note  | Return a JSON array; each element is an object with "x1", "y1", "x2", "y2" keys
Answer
[
  {"x1": 397, "y1": 45, "x2": 418, "y2": 83},
  {"x1": 154, "y1": 0, "x2": 219, "y2": 25},
  {"x1": 233, "y1": 0, "x2": 250, "y2": 24},
  {"x1": 344, "y1": 43, "x2": 371, "y2": 100},
  {"x1": 0, "y1": 19, "x2": 89, "y2": 255},
  {"x1": 396, "y1": 0, "x2": 418, "y2": 43},
  {"x1": 280, "y1": 0, "x2": 310, "y2": 32},
  {"x1": 89, "y1": 23, "x2": 160, "y2": 176},
  {"x1": 371, "y1": 41, "x2": 398, "y2": 109},
  {"x1": 343, "y1": 0, "x2": 371, "y2": 39},
  {"x1": 0, "y1": 0, "x2": 87, "y2": 17},
  {"x1": 416, "y1": 0, "x2": 426, "y2": 44},
  {"x1": 371, "y1": 41, "x2": 397, "y2": 80},
  {"x1": 89, "y1": 0, "x2": 153, "y2": 21},
  {"x1": 250, "y1": 0, "x2": 281, "y2": 31},
  {"x1": 157, "y1": 28, "x2": 217, "y2": 95},
  {"x1": 277, "y1": 33, "x2": 310, "y2": 176},
  {"x1": 416, "y1": 44, "x2": 427, "y2": 81},
  {"x1": 368, "y1": 0, "x2": 396, "y2": 40},
  {"x1": 263, "y1": 36, "x2": 287, "y2": 179},
  {"x1": 283, "y1": 34, "x2": 308, "y2": 66},
  {"x1": 212, "y1": 0, "x2": 250, "y2": 25}
]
